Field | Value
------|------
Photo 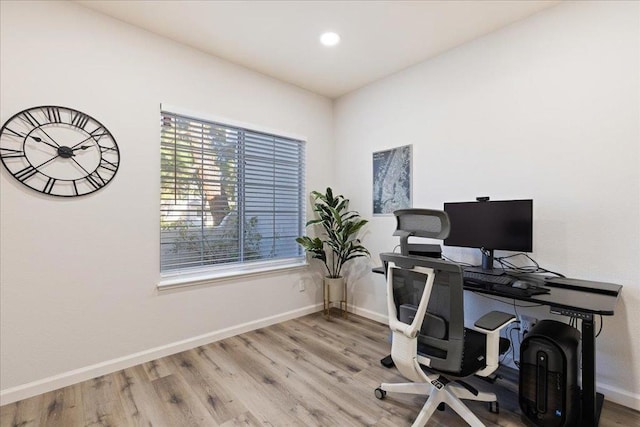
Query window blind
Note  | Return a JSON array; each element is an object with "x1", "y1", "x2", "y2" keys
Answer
[{"x1": 160, "y1": 110, "x2": 305, "y2": 274}]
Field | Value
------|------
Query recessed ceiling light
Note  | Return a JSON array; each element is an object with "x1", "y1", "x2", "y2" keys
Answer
[{"x1": 320, "y1": 32, "x2": 340, "y2": 47}]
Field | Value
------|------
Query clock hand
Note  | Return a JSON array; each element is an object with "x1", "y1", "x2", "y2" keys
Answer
[
  {"x1": 70, "y1": 134, "x2": 103, "y2": 150},
  {"x1": 30, "y1": 137, "x2": 90, "y2": 158},
  {"x1": 36, "y1": 128, "x2": 61, "y2": 147},
  {"x1": 29, "y1": 135, "x2": 59, "y2": 150}
]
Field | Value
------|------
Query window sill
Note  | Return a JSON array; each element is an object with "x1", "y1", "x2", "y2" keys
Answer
[{"x1": 158, "y1": 259, "x2": 308, "y2": 292}]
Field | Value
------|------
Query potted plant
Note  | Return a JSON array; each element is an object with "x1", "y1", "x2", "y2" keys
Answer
[{"x1": 296, "y1": 187, "x2": 369, "y2": 317}]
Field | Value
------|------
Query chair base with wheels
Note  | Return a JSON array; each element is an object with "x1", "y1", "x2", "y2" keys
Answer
[{"x1": 375, "y1": 374, "x2": 501, "y2": 427}]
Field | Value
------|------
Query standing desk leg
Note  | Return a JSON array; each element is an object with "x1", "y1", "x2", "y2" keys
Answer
[{"x1": 582, "y1": 317, "x2": 602, "y2": 427}]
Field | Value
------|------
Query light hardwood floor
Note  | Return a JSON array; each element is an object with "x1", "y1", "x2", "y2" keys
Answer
[{"x1": 1, "y1": 311, "x2": 638, "y2": 426}]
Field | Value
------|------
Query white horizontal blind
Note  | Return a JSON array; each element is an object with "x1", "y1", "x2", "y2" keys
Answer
[{"x1": 160, "y1": 110, "x2": 305, "y2": 274}]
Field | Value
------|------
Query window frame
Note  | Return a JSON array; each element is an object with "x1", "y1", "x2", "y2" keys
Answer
[{"x1": 158, "y1": 104, "x2": 307, "y2": 290}]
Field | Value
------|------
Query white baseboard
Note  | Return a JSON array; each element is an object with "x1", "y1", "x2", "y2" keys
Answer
[
  {"x1": 349, "y1": 305, "x2": 388, "y2": 325},
  {"x1": 0, "y1": 303, "x2": 323, "y2": 406},
  {"x1": 599, "y1": 381, "x2": 640, "y2": 411}
]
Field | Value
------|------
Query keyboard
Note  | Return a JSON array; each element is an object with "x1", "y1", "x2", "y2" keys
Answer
[
  {"x1": 463, "y1": 271, "x2": 513, "y2": 286},
  {"x1": 489, "y1": 283, "x2": 550, "y2": 297},
  {"x1": 463, "y1": 270, "x2": 551, "y2": 297}
]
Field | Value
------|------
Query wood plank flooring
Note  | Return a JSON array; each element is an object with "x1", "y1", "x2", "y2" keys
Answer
[{"x1": 1, "y1": 311, "x2": 638, "y2": 426}]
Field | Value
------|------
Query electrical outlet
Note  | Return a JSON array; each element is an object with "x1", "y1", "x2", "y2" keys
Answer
[{"x1": 298, "y1": 280, "x2": 305, "y2": 292}]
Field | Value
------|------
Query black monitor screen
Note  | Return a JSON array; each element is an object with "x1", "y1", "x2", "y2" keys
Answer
[{"x1": 443, "y1": 199, "x2": 533, "y2": 252}]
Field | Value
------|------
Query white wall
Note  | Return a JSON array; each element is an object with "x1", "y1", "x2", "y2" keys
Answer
[
  {"x1": 2, "y1": 0, "x2": 639, "y2": 412},
  {"x1": 0, "y1": 0, "x2": 333, "y2": 403},
  {"x1": 335, "y1": 1, "x2": 639, "y2": 409}
]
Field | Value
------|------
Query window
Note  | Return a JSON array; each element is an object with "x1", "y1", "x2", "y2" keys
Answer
[{"x1": 160, "y1": 109, "x2": 306, "y2": 280}]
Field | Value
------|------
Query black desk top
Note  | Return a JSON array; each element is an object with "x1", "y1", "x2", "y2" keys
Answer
[
  {"x1": 467, "y1": 280, "x2": 621, "y2": 316},
  {"x1": 372, "y1": 266, "x2": 622, "y2": 316}
]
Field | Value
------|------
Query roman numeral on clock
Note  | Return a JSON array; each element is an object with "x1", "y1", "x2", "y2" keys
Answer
[
  {"x1": 43, "y1": 177, "x2": 56, "y2": 194},
  {"x1": 19, "y1": 111, "x2": 40, "y2": 127},
  {"x1": 71, "y1": 112, "x2": 90, "y2": 129},
  {"x1": 90, "y1": 127, "x2": 109, "y2": 141},
  {"x1": 85, "y1": 171, "x2": 106, "y2": 190},
  {"x1": 99, "y1": 158, "x2": 118, "y2": 172},
  {"x1": 14, "y1": 165, "x2": 38, "y2": 181},
  {"x1": 2, "y1": 127, "x2": 24, "y2": 138},
  {"x1": 0, "y1": 147, "x2": 25, "y2": 158},
  {"x1": 99, "y1": 144, "x2": 118, "y2": 153},
  {"x1": 43, "y1": 107, "x2": 62, "y2": 123}
]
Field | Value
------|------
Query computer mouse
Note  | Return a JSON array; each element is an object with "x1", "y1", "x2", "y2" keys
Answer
[{"x1": 512, "y1": 280, "x2": 531, "y2": 289}]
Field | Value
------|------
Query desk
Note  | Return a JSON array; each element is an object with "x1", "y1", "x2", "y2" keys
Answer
[
  {"x1": 373, "y1": 266, "x2": 622, "y2": 427},
  {"x1": 469, "y1": 275, "x2": 621, "y2": 427}
]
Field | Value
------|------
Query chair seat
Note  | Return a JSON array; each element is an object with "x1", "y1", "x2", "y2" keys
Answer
[{"x1": 418, "y1": 329, "x2": 511, "y2": 378}]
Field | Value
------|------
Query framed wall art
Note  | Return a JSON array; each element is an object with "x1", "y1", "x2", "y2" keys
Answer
[{"x1": 372, "y1": 144, "x2": 412, "y2": 215}]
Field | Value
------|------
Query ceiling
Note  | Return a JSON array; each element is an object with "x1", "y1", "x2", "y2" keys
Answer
[{"x1": 76, "y1": 1, "x2": 560, "y2": 99}]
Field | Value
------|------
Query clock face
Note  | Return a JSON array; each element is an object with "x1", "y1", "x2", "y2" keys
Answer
[{"x1": 0, "y1": 106, "x2": 120, "y2": 197}]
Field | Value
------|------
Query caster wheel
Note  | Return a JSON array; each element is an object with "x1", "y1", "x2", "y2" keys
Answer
[
  {"x1": 437, "y1": 402, "x2": 446, "y2": 411},
  {"x1": 489, "y1": 401, "x2": 499, "y2": 414},
  {"x1": 374, "y1": 388, "x2": 386, "y2": 400}
]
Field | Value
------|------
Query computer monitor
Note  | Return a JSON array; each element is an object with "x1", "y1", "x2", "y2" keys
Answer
[{"x1": 443, "y1": 199, "x2": 533, "y2": 273}]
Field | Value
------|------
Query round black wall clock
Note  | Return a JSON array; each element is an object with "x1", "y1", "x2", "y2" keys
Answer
[{"x1": 0, "y1": 106, "x2": 120, "y2": 197}]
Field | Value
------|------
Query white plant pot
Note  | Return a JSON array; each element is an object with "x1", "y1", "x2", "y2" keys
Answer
[{"x1": 323, "y1": 276, "x2": 347, "y2": 318}]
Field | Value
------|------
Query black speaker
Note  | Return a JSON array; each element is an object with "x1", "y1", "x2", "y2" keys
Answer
[{"x1": 519, "y1": 320, "x2": 580, "y2": 427}]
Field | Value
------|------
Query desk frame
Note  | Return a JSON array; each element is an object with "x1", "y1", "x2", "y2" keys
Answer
[
  {"x1": 464, "y1": 281, "x2": 620, "y2": 427},
  {"x1": 374, "y1": 263, "x2": 621, "y2": 427}
]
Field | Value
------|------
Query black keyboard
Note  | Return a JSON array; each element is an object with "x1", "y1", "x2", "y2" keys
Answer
[
  {"x1": 489, "y1": 283, "x2": 550, "y2": 297},
  {"x1": 463, "y1": 271, "x2": 513, "y2": 286},
  {"x1": 463, "y1": 271, "x2": 550, "y2": 297},
  {"x1": 463, "y1": 270, "x2": 550, "y2": 297}
]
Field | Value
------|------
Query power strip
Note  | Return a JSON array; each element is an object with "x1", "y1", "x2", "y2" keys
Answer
[{"x1": 549, "y1": 307, "x2": 593, "y2": 320}]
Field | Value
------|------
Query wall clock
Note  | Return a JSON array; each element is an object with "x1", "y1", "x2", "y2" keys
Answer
[{"x1": 0, "y1": 106, "x2": 120, "y2": 197}]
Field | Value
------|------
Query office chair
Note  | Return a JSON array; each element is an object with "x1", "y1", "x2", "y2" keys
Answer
[{"x1": 375, "y1": 209, "x2": 515, "y2": 427}]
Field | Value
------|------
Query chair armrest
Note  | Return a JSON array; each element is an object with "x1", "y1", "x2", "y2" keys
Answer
[{"x1": 470, "y1": 311, "x2": 516, "y2": 377}]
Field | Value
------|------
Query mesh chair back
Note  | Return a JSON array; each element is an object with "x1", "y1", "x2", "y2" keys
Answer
[{"x1": 380, "y1": 254, "x2": 465, "y2": 374}]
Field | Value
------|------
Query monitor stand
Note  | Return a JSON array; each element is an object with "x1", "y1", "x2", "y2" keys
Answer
[{"x1": 464, "y1": 249, "x2": 505, "y2": 276}]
